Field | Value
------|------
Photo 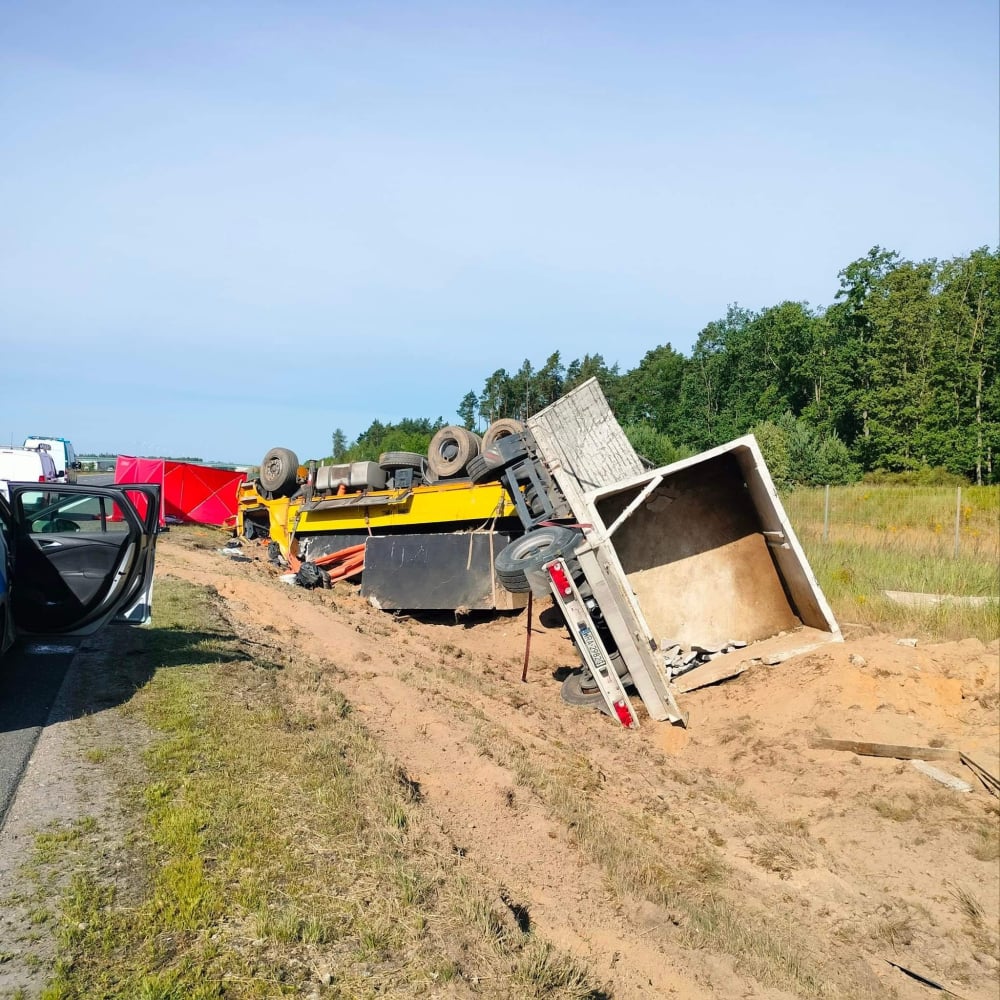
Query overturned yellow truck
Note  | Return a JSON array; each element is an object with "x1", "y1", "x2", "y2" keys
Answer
[{"x1": 236, "y1": 423, "x2": 532, "y2": 610}]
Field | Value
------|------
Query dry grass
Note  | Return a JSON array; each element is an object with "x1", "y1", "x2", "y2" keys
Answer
[
  {"x1": 971, "y1": 820, "x2": 1000, "y2": 862},
  {"x1": 950, "y1": 884, "x2": 985, "y2": 925},
  {"x1": 782, "y1": 485, "x2": 999, "y2": 641}
]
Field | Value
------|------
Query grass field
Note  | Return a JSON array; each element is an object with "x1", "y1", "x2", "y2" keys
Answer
[{"x1": 782, "y1": 485, "x2": 999, "y2": 641}]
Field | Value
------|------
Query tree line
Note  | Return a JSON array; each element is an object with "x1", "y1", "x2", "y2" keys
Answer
[{"x1": 330, "y1": 246, "x2": 998, "y2": 486}]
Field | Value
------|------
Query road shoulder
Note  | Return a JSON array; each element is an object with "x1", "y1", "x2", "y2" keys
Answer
[{"x1": 0, "y1": 627, "x2": 150, "y2": 999}]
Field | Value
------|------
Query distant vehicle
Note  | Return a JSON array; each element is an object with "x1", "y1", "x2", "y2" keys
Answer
[
  {"x1": 0, "y1": 483, "x2": 160, "y2": 660},
  {"x1": 0, "y1": 447, "x2": 58, "y2": 502},
  {"x1": 22, "y1": 436, "x2": 81, "y2": 484}
]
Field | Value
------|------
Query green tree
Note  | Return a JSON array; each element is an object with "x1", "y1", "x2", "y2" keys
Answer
[
  {"x1": 812, "y1": 433, "x2": 859, "y2": 485},
  {"x1": 615, "y1": 343, "x2": 686, "y2": 434},
  {"x1": 748, "y1": 419, "x2": 792, "y2": 490},
  {"x1": 862, "y1": 258, "x2": 938, "y2": 470},
  {"x1": 564, "y1": 353, "x2": 621, "y2": 406},
  {"x1": 534, "y1": 351, "x2": 565, "y2": 408},
  {"x1": 479, "y1": 369, "x2": 511, "y2": 422},
  {"x1": 331, "y1": 428, "x2": 348, "y2": 461},
  {"x1": 622, "y1": 423, "x2": 692, "y2": 468},
  {"x1": 826, "y1": 246, "x2": 901, "y2": 463},
  {"x1": 346, "y1": 417, "x2": 440, "y2": 462},
  {"x1": 928, "y1": 248, "x2": 1000, "y2": 483},
  {"x1": 674, "y1": 308, "x2": 750, "y2": 448},
  {"x1": 507, "y1": 359, "x2": 536, "y2": 420},
  {"x1": 457, "y1": 390, "x2": 479, "y2": 430}
]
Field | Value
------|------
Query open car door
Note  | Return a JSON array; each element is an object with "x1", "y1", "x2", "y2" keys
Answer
[{"x1": 6, "y1": 483, "x2": 160, "y2": 635}]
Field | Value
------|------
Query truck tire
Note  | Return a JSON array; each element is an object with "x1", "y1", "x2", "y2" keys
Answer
[
  {"x1": 427, "y1": 426, "x2": 481, "y2": 478},
  {"x1": 378, "y1": 451, "x2": 425, "y2": 471},
  {"x1": 260, "y1": 447, "x2": 300, "y2": 496},
  {"x1": 467, "y1": 453, "x2": 503, "y2": 484},
  {"x1": 468, "y1": 435, "x2": 530, "y2": 484},
  {"x1": 483, "y1": 418, "x2": 524, "y2": 449},
  {"x1": 495, "y1": 526, "x2": 581, "y2": 593}
]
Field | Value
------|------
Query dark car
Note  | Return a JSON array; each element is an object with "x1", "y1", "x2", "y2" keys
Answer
[{"x1": 0, "y1": 482, "x2": 159, "y2": 658}]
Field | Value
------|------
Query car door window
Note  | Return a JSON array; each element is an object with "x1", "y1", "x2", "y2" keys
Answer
[
  {"x1": 12, "y1": 488, "x2": 141, "y2": 632},
  {"x1": 19, "y1": 491, "x2": 131, "y2": 536}
]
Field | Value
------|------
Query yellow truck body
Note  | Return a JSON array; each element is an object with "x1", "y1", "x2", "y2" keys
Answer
[{"x1": 237, "y1": 478, "x2": 517, "y2": 561}]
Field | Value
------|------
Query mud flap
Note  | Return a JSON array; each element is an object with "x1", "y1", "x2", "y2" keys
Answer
[{"x1": 360, "y1": 532, "x2": 525, "y2": 611}]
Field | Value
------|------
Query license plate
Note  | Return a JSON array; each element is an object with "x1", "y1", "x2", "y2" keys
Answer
[{"x1": 577, "y1": 625, "x2": 607, "y2": 669}]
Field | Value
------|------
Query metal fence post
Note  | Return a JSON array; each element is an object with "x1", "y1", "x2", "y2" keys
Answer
[
  {"x1": 954, "y1": 486, "x2": 962, "y2": 558},
  {"x1": 823, "y1": 484, "x2": 830, "y2": 543}
]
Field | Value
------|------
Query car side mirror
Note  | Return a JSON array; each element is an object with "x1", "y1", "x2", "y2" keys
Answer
[{"x1": 72, "y1": 462, "x2": 83, "y2": 470}]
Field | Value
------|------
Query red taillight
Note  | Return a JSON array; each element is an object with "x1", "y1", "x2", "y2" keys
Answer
[
  {"x1": 547, "y1": 560, "x2": 573, "y2": 597},
  {"x1": 613, "y1": 701, "x2": 635, "y2": 727},
  {"x1": 38, "y1": 475, "x2": 45, "y2": 482}
]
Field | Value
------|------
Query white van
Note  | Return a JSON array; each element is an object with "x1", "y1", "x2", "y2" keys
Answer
[
  {"x1": 0, "y1": 447, "x2": 58, "y2": 501},
  {"x1": 23, "y1": 436, "x2": 80, "y2": 483}
]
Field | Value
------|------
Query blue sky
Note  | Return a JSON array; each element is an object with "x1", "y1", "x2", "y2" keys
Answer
[{"x1": 2, "y1": 0, "x2": 996, "y2": 463}]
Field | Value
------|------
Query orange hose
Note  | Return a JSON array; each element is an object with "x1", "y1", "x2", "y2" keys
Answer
[
  {"x1": 313, "y1": 543, "x2": 366, "y2": 568},
  {"x1": 326, "y1": 553, "x2": 365, "y2": 581}
]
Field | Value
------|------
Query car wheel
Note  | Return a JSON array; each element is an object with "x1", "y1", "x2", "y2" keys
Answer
[
  {"x1": 494, "y1": 526, "x2": 581, "y2": 592},
  {"x1": 259, "y1": 447, "x2": 300, "y2": 496}
]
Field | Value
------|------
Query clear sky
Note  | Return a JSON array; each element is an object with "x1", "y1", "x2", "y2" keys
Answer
[{"x1": 2, "y1": 0, "x2": 996, "y2": 463}]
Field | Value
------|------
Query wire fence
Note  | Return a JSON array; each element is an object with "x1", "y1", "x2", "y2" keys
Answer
[{"x1": 780, "y1": 485, "x2": 999, "y2": 562}]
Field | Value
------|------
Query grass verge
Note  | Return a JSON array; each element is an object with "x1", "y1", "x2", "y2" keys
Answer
[{"x1": 37, "y1": 577, "x2": 606, "y2": 1000}]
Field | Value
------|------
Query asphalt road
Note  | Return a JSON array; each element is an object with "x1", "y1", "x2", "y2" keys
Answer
[{"x1": 0, "y1": 639, "x2": 80, "y2": 825}]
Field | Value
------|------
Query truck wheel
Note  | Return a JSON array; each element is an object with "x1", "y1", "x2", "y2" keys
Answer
[
  {"x1": 523, "y1": 485, "x2": 546, "y2": 518},
  {"x1": 495, "y1": 526, "x2": 581, "y2": 592},
  {"x1": 483, "y1": 418, "x2": 524, "y2": 448},
  {"x1": 467, "y1": 453, "x2": 503, "y2": 484},
  {"x1": 260, "y1": 447, "x2": 300, "y2": 496},
  {"x1": 378, "y1": 451, "x2": 425, "y2": 471},
  {"x1": 468, "y1": 437, "x2": 529, "y2": 484},
  {"x1": 427, "y1": 426, "x2": 481, "y2": 478}
]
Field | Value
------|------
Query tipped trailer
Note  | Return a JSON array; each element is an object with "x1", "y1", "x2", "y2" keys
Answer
[{"x1": 492, "y1": 379, "x2": 841, "y2": 728}]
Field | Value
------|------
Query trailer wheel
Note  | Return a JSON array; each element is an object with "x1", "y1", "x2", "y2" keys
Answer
[
  {"x1": 259, "y1": 447, "x2": 300, "y2": 496},
  {"x1": 427, "y1": 426, "x2": 481, "y2": 478},
  {"x1": 560, "y1": 669, "x2": 605, "y2": 707},
  {"x1": 494, "y1": 526, "x2": 581, "y2": 592},
  {"x1": 482, "y1": 418, "x2": 524, "y2": 448},
  {"x1": 560, "y1": 655, "x2": 630, "y2": 716},
  {"x1": 378, "y1": 451, "x2": 426, "y2": 471}
]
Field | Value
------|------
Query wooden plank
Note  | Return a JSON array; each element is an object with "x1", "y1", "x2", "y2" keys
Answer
[
  {"x1": 809, "y1": 738, "x2": 961, "y2": 762},
  {"x1": 672, "y1": 657, "x2": 750, "y2": 694}
]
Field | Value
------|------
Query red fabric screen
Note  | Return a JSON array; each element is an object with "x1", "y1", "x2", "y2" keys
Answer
[{"x1": 114, "y1": 456, "x2": 246, "y2": 527}]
